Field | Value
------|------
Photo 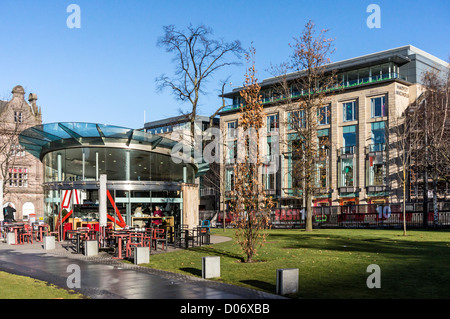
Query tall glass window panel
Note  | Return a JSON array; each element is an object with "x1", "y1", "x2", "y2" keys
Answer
[
  {"x1": 371, "y1": 121, "x2": 385, "y2": 151},
  {"x1": 227, "y1": 140, "x2": 237, "y2": 164},
  {"x1": 226, "y1": 168, "x2": 234, "y2": 191},
  {"x1": 227, "y1": 121, "x2": 237, "y2": 139},
  {"x1": 267, "y1": 114, "x2": 279, "y2": 133},
  {"x1": 341, "y1": 158, "x2": 354, "y2": 187},
  {"x1": 263, "y1": 168, "x2": 275, "y2": 190},
  {"x1": 288, "y1": 110, "x2": 305, "y2": 130},
  {"x1": 316, "y1": 161, "x2": 327, "y2": 188},
  {"x1": 318, "y1": 105, "x2": 330, "y2": 125},
  {"x1": 343, "y1": 101, "x2": 357, "y2": 122},
  {"x1": 342, "y1": 125, "x2": 357, "y2": 154},
  {"x1": 371, "y1": 96, "x2": 386, "y2": 118},
  {"x1": 368, "y1": 154, "x2": 385, "y2": 185},
  {"x1": 317, "y1": 129, "x2": 330, "y2": 158}
]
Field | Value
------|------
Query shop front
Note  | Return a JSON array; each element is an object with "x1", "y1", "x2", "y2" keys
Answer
[{"x1": 19, "y1": 122, "x2": 200, "y2": 232}]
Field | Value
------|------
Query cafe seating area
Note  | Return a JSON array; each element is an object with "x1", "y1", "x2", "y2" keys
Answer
[
  {"x1": 1, "y1": 219, "x2": 212, "y2": 261},
  {"x1": 0, "y1": 222, "x2": 50, "y2": 245}
]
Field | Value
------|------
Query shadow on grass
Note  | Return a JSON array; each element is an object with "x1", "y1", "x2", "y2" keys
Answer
[
  {"x1": 266, "y1": 229, "x2": 450, "y2": 258},
  {"x1": 180, "y1": 267, "x2": 202, "y2": 277},
  {"x1": 240, "y1": 280, "x2": 276, "y2": 292},
  {"x1": 189, "y1": 246, "x2": 245, "y2": 262}
]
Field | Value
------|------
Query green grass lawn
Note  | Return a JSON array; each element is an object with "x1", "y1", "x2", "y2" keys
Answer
[
  {"x1": 143, "y1": 228, "x2": 450, "y2": 299},
  {"x1": 0, "y1": 271, "x2": 86, "y2": 299}
]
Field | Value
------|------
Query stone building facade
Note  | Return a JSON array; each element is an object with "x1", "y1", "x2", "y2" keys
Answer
[
  {"x1": 218, "y1": 45, "x2": 449, "y2": 209},
  {"x1": 0, "y1": 85, "x2": 44, "y2": 221}
]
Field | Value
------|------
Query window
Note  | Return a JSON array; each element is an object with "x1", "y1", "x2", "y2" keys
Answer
[
  {"x1": 342, "y1": 125, "x2": 357, "y2": 154},
  {"x1": 317, "y1": 129, "x2": 330, "y2": 158},
  {"x1": 227, "y1": 121, "x2": 237, "y2": 139},
  {"x1": 371, "y1": 96, "x2": 386, "y2": 118},
  {"x1": 368, "y1": 154, "x2": 385, "y2": 185},
  {"x1": 14, "y1": 111, "x2": 23, "y2": 123},
  {"x1": 227, "y1": 140, "x2": 237, "y2": 164},
  {"x1": 371, "y1": 121, "x2": 385, "y2": 151},
  {"x1": 233, "y1": 96, "x2": 241, "y2": 107},
  {"x1": 318, "y1": 105, "x2": 330, "y2": 125},
  {"x1": 11, "y1": 144, "x2": 25, "y2": 157},
  {"x1": 267, "y1": 114, "x2": 279, "y2": 133},
  {"x1": 340, "y1": 158, "x2": 354, "y2": 187},
  {"x1": 225, "y1": 169, "x2": 234, "y2": 191},
  {"x1": 263, "y1": 167, "x2": 275, "y2": 190},
  {"x1": 288, "y1": 110, "x2": 305, "y2": 130},
  {"x1": 316, "y1": 161, "x2": 328, "y2": 188},
  {"x1": 343, "y1": 101, "x2": 357, "y2": 122},
  {"x1": 8, "y1": 167, "x2": 28, "y2": 187}
]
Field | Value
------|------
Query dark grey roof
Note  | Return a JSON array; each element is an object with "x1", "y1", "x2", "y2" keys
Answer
[
  {"x1": 144, "y1": 114, "x2": 219, "y2": 129},
  {"x1": 222, "y1": 45, "x2": 448, "y2": 98}
]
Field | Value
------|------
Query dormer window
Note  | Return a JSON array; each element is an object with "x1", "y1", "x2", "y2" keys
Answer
[{"x1": 14, "y1": 111, "x2": 23, "y2": 123}]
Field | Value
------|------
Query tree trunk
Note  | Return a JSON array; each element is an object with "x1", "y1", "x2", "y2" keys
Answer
[{"x1": 403, "y1": 170, "x2": 407, "y2": 236}]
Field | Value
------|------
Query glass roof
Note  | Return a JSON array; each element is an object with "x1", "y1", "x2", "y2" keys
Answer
[{"x1": 19, "y1": 122, "x2": 181, "y2": 159}]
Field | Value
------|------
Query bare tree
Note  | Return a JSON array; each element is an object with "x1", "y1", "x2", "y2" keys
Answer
[
  {"x1": 420, "y1": 64, "x2": 450, "y2": 226},
  {"x1": 229, "y1": 47, "x2": 273, "y2": 262},
  {"x1": 270, "y1": 20, "x2": 336, "y2": 231},
  {"x1": 156, "y1": 24, "x2": 244, "y2": 144},
  {"x1": 387, "y1": 107, "x2": 422, "y2": 235}
]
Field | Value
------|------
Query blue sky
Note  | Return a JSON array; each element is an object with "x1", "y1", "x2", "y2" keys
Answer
[{"x1": 0, "y1": 0, "x2": 449, "y2": 129}]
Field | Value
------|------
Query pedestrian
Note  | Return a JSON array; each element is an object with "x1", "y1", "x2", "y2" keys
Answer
[{"x1": 4, "y1": 203, "x2": 16, "y2": 223}]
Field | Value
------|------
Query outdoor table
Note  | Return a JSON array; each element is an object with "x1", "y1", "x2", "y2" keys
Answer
[
  {"x1": 111, "y1": 232, "x2": 130, "y2": 259},
  {"x1": 35, "y1": 224, "x2": 49, "y2": 242},
  {"x1": 67, "y1": 229, "x2": 91, "y2": 253},
  {"x1": 5, "y1": 224, "x2": 25, "y2": 245}
]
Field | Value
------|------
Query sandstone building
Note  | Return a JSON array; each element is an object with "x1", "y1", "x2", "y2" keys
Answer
[
  {"x1": 218, "y1": 45, "x2": 449, "y2": 209},
  {"x1": 0, "y1": 85, "x2": 44, "y2": 221}
]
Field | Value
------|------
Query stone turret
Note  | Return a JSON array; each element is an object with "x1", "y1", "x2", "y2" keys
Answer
[{"x1": 28, "y1": 93, "x2": 41, "y2": 121}]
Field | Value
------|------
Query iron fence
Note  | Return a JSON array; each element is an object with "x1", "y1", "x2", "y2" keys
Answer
[{"x1": 205, "y1": 202, "x2": 450, "y2": 229}]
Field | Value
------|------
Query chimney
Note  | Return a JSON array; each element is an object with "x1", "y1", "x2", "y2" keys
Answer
[{"x1": 28, "y1": 93, "x2": 41, "y2": 122}]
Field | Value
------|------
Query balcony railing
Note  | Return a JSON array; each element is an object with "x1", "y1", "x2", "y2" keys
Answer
[
  {"x1": 222, "y1": 72, "x2": 406, "y2": 112},
  {"x1": 367, "y1": 143, "x2": 385, "y2": 153},
  {"x1": 200, "y1": 187, "x2": 216, "y2": 197},
  {"x1": 340, "y1": 145, "x2": 357, "y2": 156}
]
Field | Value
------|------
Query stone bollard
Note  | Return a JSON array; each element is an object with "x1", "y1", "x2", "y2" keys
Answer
[
  {"x1": 134, "y1": 247, "x2": 149, "y2": 265},
  {"x1": 84, "y1": 240, "x2": 98, "y2": 257},
  {"x1": 6, "y1": 233, "x2": 15, "y2": 245},
  {"x1": 44, "y1": 235, "x2": 55, "y2": 250},
  {"x1": 202, "y1": 256, "x2": 220, "y2": 279},
  {"x1": 276, "y1": 268, "x2": 299, "y2": 295}
]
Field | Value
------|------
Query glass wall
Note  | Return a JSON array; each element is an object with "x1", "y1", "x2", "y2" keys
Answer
[{"x1": 43, "y1": 147, "x2": 196, "y2": 183}]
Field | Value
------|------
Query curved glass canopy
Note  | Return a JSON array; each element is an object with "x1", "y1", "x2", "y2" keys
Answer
[{"x1": 18, "y1": 122, "x2": 180, "y2": 159}]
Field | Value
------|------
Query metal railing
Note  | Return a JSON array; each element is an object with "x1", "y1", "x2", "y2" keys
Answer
[
  {"x1": 269, "y1": 202, "x2": 450, "y2": 229},
  {"x1": 222, "y1": 72, "x2": 406, "y2": 112}
]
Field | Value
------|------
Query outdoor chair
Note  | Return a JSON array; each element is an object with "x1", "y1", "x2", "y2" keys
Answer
[
  {"x1": 184, "y1": 228, "x2": 196, "y2": 248},
  {"x1": 143, "y1": 228, "x2": 153, "y2": 251},
  {"x1": 197, "y1": 226, "x2": 210, "y2": 245},
  {"x1": 20, "y1": 225, "x2": 33, "y2": 244},
  {"x1": 63, "y1": 223, "x2": 73, "y2": 240},
  {"x1": 126, "y1": 232, "x2": 144, "y2": 258},
  {"x1": 152, "y1": 228, "x2": 168, "y2": 251},
  {"x1": 174, "y1": 224, "x2": 189, "y2": 248}
]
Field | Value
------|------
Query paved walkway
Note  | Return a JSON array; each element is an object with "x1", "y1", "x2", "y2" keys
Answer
[{"x1": 0, "y1": 235, "x2": 286, "y2": 300}]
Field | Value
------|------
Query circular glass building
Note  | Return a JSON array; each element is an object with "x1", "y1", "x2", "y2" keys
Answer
[{"x1": 19, "y1": 122, "x2": 200, "y2": 230}]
